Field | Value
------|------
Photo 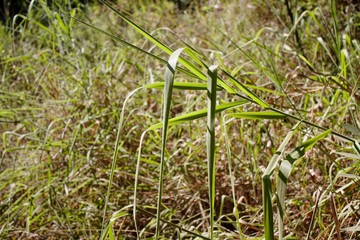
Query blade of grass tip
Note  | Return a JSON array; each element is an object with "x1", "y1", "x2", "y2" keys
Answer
[
  {"x1": 207, "y1": 65, "x2": 218, "y2": 239},
  {"x1": 277, "y1": 129, "x2": 331, "y2": 239},
  {"x1": 262, "y1": 122, "x2": 301, "y2": 240},
  {"x1": 155, "y1": 48, "x2": 185, "y2": 239}
]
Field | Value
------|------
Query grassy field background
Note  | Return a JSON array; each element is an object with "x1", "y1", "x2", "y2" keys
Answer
[{"x1": 1, "y1": 0, "x2": 359, "y2": 239}]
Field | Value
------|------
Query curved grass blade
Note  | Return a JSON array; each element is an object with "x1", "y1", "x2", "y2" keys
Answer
[
  {"x1": 103, "y1": 84, "x2": 148, "y2": 236},
  {"x1": 155, "y1": 48, "x2": 185, "y2": 239},
  {"x1": 262, "y1": 122, "x2": 301, "y2": 240},
  {"x1": 207, "y1": 65, "x2": 218, "y2": 239},
  {"x1": 277, "y1": 129, "x2": 331, "y2": 239},
  {"x1": 100, "y1": 206, "x2": 131, "y2": 240},
  {"x1": 147, "y1": 100, "x2": 248, "y2": 131}
]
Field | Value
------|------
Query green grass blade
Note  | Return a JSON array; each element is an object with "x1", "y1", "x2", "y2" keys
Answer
[
  {"x1": 155, "y1": 48, "x2": 185, "y2": 239},
  {"x1": 262, "y1": 176, "x2": 274, "y2": 240},
  {"x1": 298, "y1": 54, "x2": 314, "y2": 70},
  {"x1": 145, "y1": 81, "x2": 214, "y2": 90},
  {"x1": 330, "y1": 0, "x2": 340, "y2": 54},
  {"x1": 102, "y1": 83, "x2": 148, "y2": 237},
  {"x1": 100, "y1": 1, "x2": 238, "y2": 94},
  {"x1": 133, "y1": 130, "x2": 148, "y2": 238},
  {"x1": 207, "y1": 65, "x2": 218, "y2": 239},
  {"x1": 227, "y1": 111, "x2": 286, "y2": 120},
  {"x1": 262, "y1": 122, "x2": 301, "y2": 240},
  {"x1": 277, "y1": 129, "x2": 331, "y2": 239},
  {"x1": 148, "y1": 100, "x2": 248, "y2": 131},
  {"x1": 222, "y1": 67, "x2": 269, "y2": 109}
]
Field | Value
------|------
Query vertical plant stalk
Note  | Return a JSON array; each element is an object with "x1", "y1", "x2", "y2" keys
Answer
[
  {"x1": 329, "y1": 192, "x2": 342, "y2": 240},
  {"x1": 155, "y1": 48, "x2": 184, "y2": 239},
  {"x1": 306, "y1": 189, "x2": 321, "y2": 240},
  {"x1": 262, "y1": 176, "x2": 274, "y2": 240},
  {"x1": 207, "y1": 65, "x2": 218, "y2": 239}
]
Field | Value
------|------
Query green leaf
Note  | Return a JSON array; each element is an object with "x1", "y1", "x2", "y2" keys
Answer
[
  {"x1": 262, "y1": 122, "x2": 301, "y2": 240},
  {"x1": 227, "y1": 111, "x2": 286, "y2": 120},
  {"x1": 147, "y1": 100, "x2": 248, "y2": 130},
  {"x1": 298, "y1": 54, "x2": 314, "y2": 70},
  {"x1": 222, "y1": 70, "x2": 269, "y2": 108},
  {"x1": 277, "y1": 129, "x2": 331, "y2": 239}
]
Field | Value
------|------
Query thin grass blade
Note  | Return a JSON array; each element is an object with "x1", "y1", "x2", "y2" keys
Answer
[
  {"x1": 227, "y1": 111, "x2": 286, "y2": 120},
  {"x1": 148, "y1": 100, "x2": 248, "y2": 131}
]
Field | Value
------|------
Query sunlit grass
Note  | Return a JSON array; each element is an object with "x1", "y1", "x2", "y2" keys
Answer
[{"x1": 1, "y1": 0, "x2": 359, "y2": 239}]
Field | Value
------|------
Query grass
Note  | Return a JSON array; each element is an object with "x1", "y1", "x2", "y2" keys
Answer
[{"x1": 1, "y1": 0, "x2": 359, "y2": 239}]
